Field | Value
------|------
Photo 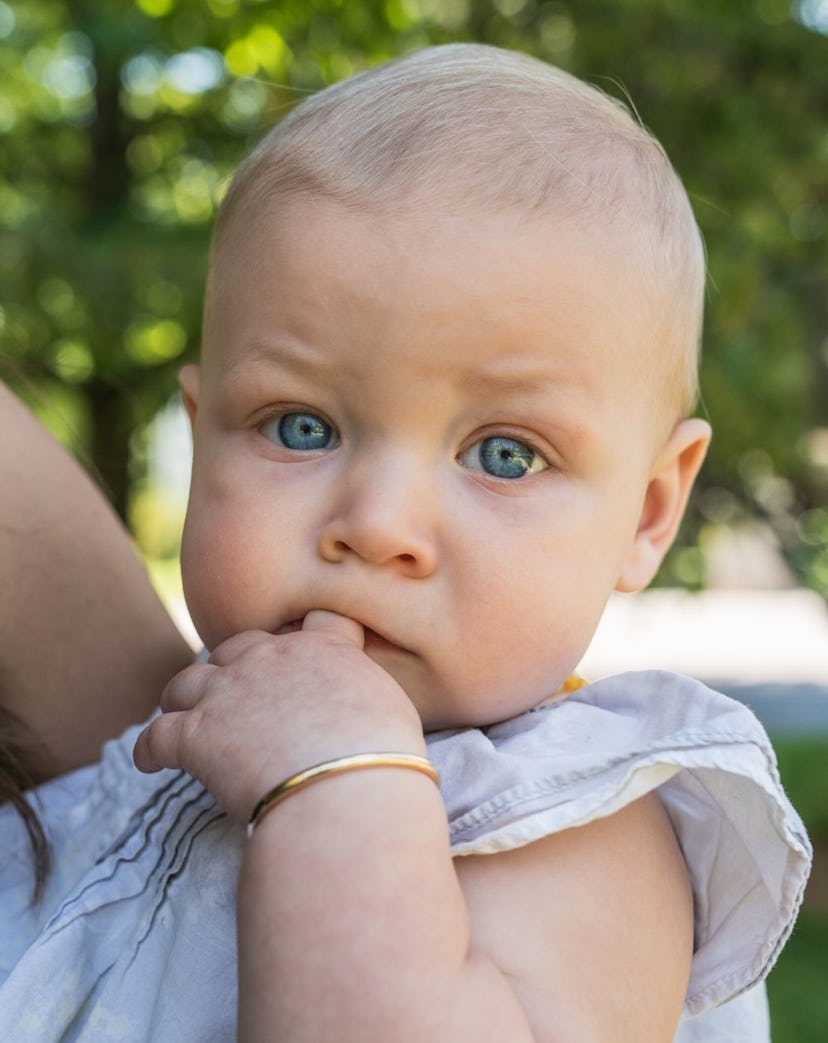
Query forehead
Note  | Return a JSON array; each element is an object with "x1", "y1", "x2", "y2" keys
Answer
[
  {"x1": 214, "y1": 194, "x2": 641, "y2": 320},
  {"x1": 205, "y1": 196, "x2": 668, "y2": 423}
]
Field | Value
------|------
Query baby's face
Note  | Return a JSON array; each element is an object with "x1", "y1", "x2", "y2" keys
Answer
[{"x1": 182, "y1": 196, "x2": 685, "y2": 729}]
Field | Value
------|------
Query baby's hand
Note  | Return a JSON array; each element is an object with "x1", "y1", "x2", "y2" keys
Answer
[{"x1": 132, "y1": 611, "x2": 426, "y2": 823}]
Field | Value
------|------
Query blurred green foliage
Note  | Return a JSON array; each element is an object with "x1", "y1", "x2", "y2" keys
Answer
[
  {"x1": 767, "y1": 735, "x2": 828, "y2": 1043},
  {"x1": 774, "y1": 737, "x2": 828, "y2": 838},
  {"x1": 1, "y1": 0, "x2": 826, "y2": 591},
  {"x1": 767, "y1": 910, "x2": 828, "y2": 1043}
]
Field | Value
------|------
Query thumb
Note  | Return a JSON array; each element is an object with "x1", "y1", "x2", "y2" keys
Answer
[{"x1": 301, "y1": 610, "x2": 365, "y2": 647}]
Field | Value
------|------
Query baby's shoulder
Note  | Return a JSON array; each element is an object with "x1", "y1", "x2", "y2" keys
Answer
[
  {"x1": 427, "y1": 670, "x2": 811, "y2": 1021},
  {"x1": 456, "y1": 787, "x2": 693, "y2": 1041},
  {"x1": 427, "y1": 669, "x2": 769, "y2": 847}
]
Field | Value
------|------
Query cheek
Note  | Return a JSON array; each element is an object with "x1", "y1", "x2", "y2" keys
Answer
[
  {"x1": 458, "y1": 520, "x2": 610, "y2": 665},
  {"x1": 179, "y1": 490, "x2": 270, "y2": 646},
  {"x1": 180, "y1": 509, "x2": 230, "y2": 646}
]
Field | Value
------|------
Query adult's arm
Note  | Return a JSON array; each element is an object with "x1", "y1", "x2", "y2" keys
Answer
[{"x1": 0, "y1": 381, "x2": 192, "y2": 783}]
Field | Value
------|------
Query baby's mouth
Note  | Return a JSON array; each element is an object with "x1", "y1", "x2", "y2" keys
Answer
[
  {"x1": 362, "y1": 626, "x2": 403, "y2": 654},
  {"x1": 274, "y1": 617, "x2": 404, "y2": 653},
  {"x1": 275, "y1": 619, "x2": 303, "y2": 636}
]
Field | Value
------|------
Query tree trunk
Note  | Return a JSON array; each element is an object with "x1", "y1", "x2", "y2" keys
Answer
[
  {"x1": 74, "y1": 5, "x2": 135, "y2": 519},
  {"x1": 86, "y1": 377, "x2": 132, "y2": 522}
]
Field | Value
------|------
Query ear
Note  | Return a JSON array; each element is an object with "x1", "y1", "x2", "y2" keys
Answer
[
  {"x1": 616, "y1": 418, "x2": 711, "y2": 593},
  {"x1": 178, "y1": 364, "x2": 201, "y2": 431}
]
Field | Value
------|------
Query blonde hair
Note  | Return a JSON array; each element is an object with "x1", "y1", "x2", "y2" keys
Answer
[{"x1": 211, "y1": 43, "x2": 705, "y2": 415}]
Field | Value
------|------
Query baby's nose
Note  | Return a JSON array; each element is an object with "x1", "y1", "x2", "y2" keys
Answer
[{"x1": 316, "y1": 462, "x2": 438, "y2": 577}]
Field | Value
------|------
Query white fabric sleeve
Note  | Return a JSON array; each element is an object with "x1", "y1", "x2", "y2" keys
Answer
[{"x1": 426, "y1": 670, "x2": 811, "y2": 1018}]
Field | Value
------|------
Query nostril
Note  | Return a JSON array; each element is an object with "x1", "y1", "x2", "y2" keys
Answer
[{"x1": 319, "y1": 526, "x2": 433, "y2": 571}]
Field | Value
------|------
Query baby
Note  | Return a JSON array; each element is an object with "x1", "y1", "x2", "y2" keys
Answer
[{"x1": 0, "y1": 43, "x2": 809, "y2": 1043}]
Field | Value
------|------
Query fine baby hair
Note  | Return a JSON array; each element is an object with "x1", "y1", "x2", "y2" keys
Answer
[{"x1": 210, "y1": 42, "x2": 704, "y2": 420}]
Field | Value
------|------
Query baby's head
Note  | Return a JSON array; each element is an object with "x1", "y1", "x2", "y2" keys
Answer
[
  {"x1": 208, "y1": 42, "x2": 705, "y2": 424},
  {"x1": 180, "y1": 44, "x2": 711, "y2": 729}
]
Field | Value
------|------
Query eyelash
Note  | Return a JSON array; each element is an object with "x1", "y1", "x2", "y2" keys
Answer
[{"x1": 255, "y1": 409, "x2": 550, "y2": 479}]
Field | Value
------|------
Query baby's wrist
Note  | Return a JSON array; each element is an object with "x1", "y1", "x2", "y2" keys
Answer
[
  {"x1": 247, "y1": 751, "x2": 440, "y2": 835},
  {"x1": 240, "y1": 724, "x2": 427, "y2": 820}
]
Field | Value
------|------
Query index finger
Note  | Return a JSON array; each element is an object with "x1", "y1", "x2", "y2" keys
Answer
[
  {"x1": 207, "y1": 629, "x2": 275, "y2": 666},
  {"x1": 301, "y1": 610, "x2": 365, "y2": 647}
]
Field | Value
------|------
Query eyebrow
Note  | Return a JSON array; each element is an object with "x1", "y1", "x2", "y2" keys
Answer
[
  {"x1": 462, "y1": 369, "x2": 554, "y2": 395},
  {"x1": 220, "y1": 337, "x2": 334, "y2": 379},
  {"x1": 220, "y1": 337, "x2": 589, "y2": 407},
  {"x1": 459, "y1": 358, "x2": 587, "y2": 400}
]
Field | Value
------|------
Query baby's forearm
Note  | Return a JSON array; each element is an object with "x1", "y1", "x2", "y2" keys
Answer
[{"x1": 236, "y1": 767, "x2": 534, "y2": 1043}]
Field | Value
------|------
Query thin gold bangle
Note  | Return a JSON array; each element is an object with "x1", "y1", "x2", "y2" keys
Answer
[{"x1": 247, "y1": 752, "x2": 440, "y2": 836}]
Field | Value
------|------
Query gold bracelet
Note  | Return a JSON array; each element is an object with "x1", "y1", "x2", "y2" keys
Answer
[{"x1": 247, "y1": 752, "x2": 440, "y2": 836}]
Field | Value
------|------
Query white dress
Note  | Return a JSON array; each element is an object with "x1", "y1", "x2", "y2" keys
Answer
[{"x1": 0, "y1": 671, "x2": 810, "y2": 1041}]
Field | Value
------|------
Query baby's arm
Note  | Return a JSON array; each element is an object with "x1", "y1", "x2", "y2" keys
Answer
[
  {"x1": 135, "y1": 612, "x2": 693, "y2": 1042},
  {"x1": 0, "y1": 381, "x2": 191, "y2": 781},
  {"x1": 239, "y1": 748, "x2": 692, "y2": 1042},
  {"x1": 454, "y1": 794, "x2": 693, "y2": 1040}
]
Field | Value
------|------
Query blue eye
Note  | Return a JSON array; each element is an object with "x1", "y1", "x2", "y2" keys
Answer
[
  {"x1": 462, "y1": 436, "x2": 546, "y2": 479},
  {"x1": 262, "y1": 412, "x2": 335, "y2": 452}
]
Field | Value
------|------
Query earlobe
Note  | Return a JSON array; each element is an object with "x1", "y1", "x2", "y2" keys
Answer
[
  {"x1": 616, "y1": 418, "x2": 711, "y2": 593},
  {"x1": 178, "y1": 364, "x2": 201, "y2": 430}
]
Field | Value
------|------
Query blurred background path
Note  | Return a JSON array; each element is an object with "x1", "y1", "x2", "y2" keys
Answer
[{"x1": 580, "y1": 588, "x2": 828, "y2": 735}]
